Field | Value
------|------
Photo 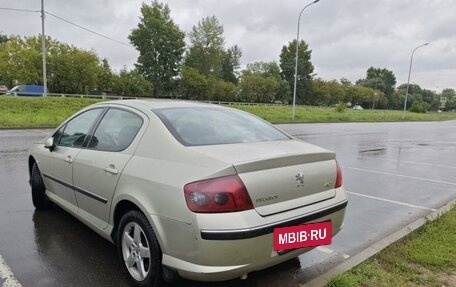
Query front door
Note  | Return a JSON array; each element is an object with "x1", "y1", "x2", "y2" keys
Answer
[{"x1": 39, "y1": 108, "x2": 105, "y2": 213}]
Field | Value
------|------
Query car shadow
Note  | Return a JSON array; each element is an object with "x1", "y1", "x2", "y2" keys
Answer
[{"x1": 32, "y1": 207, "x2": 303, "y2": 287}]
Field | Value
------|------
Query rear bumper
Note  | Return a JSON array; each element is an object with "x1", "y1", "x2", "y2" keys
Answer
[
  {"x1": 158, "y1": 192, "x2": 348, "y2": 282},
  {"x1": 165, "y1": 244, "x2": 318, "y2": 282}
]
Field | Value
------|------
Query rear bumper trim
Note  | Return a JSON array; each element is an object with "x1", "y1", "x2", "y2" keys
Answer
[{"x1": 200, "y1": 200, "x2": 348, "y2": 240}]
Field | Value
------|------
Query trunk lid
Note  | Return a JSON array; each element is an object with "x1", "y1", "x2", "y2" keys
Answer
[{"x1": 190, "y1": 140, "x2": 338, "y2": 216}]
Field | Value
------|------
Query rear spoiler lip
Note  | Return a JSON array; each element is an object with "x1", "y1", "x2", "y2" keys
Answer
[{"x1": 233, "y1": 152, "x2": 336, "y2": 174}]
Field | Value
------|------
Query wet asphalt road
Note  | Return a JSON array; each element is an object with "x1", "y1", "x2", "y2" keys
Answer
[{"x1": 1, "y1": 121, "x2": 455, "y2": 287}]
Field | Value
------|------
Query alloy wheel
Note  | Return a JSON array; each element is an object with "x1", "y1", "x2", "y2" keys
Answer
[{"x1": 121, "y1": 222, "x2": 151, "y2": 281}]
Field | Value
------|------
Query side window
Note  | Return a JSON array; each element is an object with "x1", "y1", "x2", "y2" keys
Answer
[
  {"x1": 58, "y1": 109, "x2": 103, "y2": 148},
  {"x1": 88, "y1": 109, "x2": 143, "y2": 151}
]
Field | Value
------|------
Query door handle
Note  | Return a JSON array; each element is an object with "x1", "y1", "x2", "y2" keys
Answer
[
  {"x1": 104, "y1": 165, "x2": 118, "y2": 175},
  {"x1": 64, "y1": 155, "x2": 73, "y2": 164}
]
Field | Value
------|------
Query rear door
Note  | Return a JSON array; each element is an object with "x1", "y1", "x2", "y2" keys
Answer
[{"x1": 72, "y1": 107, "x2": 145, "y2": 229}]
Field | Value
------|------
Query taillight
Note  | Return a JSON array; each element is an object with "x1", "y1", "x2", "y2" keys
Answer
[
  {"x1": 184, "y1": 175, "x2": 254, "y2": 213},
  {"x1": 335, "y1": 160, "x2": 343, "y2": 188}
]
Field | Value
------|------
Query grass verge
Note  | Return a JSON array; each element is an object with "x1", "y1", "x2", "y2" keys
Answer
[
  {"x1": 231, "y1": 105, "x2": 456, "y2": 123},
  {"x1": 1, "y1": 97, "x2": 456, "y2": 128},
  {"x1": 325, "y1": 207, "x2": 456, "y2": 287},
  {"x1": 0, "y1": 96, "x2": 101, "y2": 128}
]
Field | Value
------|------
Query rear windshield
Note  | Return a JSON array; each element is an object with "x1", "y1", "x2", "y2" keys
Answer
[{"x1": 154, "y1": 107, "x2": 290, "y2": 146}]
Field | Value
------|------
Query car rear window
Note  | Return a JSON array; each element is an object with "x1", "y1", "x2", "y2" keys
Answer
[{"x1": 154, "y1": 107, "x2": 290, "y2": 146}]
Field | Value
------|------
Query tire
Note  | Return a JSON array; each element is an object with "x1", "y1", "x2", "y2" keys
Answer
[
  {"x1": 117, "y1": 210, "x2": 162, "y2": 287},
  {"x1": 31, "y1": 163, "x2": 52, "y2": 209}
]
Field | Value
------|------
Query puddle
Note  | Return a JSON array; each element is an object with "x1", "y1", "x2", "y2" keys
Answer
[{"x1": 359, "y1": 147, "x2": 387, "y2": 156}]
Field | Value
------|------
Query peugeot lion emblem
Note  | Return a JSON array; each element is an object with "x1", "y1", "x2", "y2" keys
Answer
[{"x1": 295, "y1": 172, "x2": 304, "y2": 186}]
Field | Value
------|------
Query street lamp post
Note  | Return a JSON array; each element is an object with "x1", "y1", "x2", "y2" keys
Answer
[
  {"x1": 292, "y1": 0, "x2": 320, "y2": 121},
  {"x1": 402, "y1": 42, "x2": 429, "y2": 118}
]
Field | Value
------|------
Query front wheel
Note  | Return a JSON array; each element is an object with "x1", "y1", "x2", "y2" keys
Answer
[
  {"x1": 117, "y1": 210, "x2": 162, "y2": 287},
  {"x1": 31, "y1": 163, "x2": 52, "y2": 209}
]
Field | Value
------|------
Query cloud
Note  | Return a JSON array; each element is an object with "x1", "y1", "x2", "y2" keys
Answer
[{"x1": 0, "y1": 0, "x2": 455, "y2": 90}]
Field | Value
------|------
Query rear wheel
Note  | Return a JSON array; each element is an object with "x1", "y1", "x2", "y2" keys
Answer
[
  {"x1": 117, "y1": 210, "x2": 162, "y2": 287},
  {"x1": 31, "y1": 163, "x2": 52, "y2": 209}
]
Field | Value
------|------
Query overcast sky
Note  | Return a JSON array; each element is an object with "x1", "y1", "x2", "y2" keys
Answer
[{"x1": 1, "y1": 0, "x2": 455, "y2": 91}]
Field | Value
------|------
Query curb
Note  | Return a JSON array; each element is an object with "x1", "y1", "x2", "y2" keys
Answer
[{"x1": 302, "y1": 197, "x2": 456, "y2": 287}]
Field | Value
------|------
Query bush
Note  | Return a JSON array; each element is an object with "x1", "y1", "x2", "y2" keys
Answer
[
  {"x1": 335, "y1": 102, "x2": 346, "y2": 113},
  {"x1": 409, "y1": 101, "x2": 429, "y2": 113}
]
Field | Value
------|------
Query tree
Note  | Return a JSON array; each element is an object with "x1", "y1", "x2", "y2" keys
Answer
[
  {"x1": 340, "y1": 78, "x2": 352, "y2": 87},
  {"x1": 421, "y1": 89, "x2": 435, "y2": 106},
  {"x1": 312, "y1": 79, "x2": 345, "y2": 106},
  {"x1": 441, "y1": 88, "x2": 456, "y2": 99},
  {"x1": 0, "y1": 35, "x2": 42, "y2": 87},
  {"x1": 366, "y1": 67, "x2": 397, "y2": 96},
  {"x1": 240, "y1": 61, "x2": 291, "y2": 103},
  {"x1": 0, "y1": 33, "x2": 8, "y2": 46},
  {"x1": 220, "y1": 45, "x2": 242, "y2": 83},
  {"x1": 180, "y1": 66, "x2": 210, "y2": 100},
  {"x1": 47, "y1": 42, "x2": 103, "y2": 94},
  {"x1": 181, "y1": 16, "x2": 242, "y2": 98},
  {"x1": 212, "y1": 80, "x2": 236, "y2": 102},
  {"x1": 0, "y1": 35, "x2": 103, "y2": 94},
  {"x1": 246, "y1": 61, "x2": 281, "y2": 79},
  {"x1": 112, "y1": 68, "x2": 152, "y2": 97},
  {"x1": 99, "y1": 58, "x2": 113, "y2": 93},
  {"x1": 396, "y1": 83, "x2": 422, "y2": 110},
  {"x1": 237, "y1": 73, "x2": 278, "y2": 103},
  {"x1": 441, "y1": 88, "x2": 456, "y2": 110},
  {"x1": 276, "y1": 80, "x2": 292, "y2": 103},
  {"x1": 179, "y1": 66, "x2": 236, "y2": 101},
  {"x1": 129, "y1": 1, "x2": 185, "y2": 97},
  {"x1": 396, "y1": 83, "x2": 439, "y2": 111},
  {"x1": 409, "y1": 101, "x2": 429, "y2": 113},
  {"x1": 185, "y1": 16, "x2": 226, "y2": 78},
  {"x1": 237, "y1": 62, "x2": 288, "y2": 103},
  {"x1": 338, "y1": 82, "x2": 386, "y2": 109},
  {"x1": 280, "y1": 40, "x2": 314, "y2": 105},
  {"x1": 357, "y1": 67, "x2": 397, "y2": 108}
]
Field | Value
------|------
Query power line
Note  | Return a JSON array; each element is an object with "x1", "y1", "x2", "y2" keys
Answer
[
  {"x1": 0, "y1": 6, "x2": 133, "y2": 48},
  {"x1": 45, "y1": 11, "x2": 133, "y2": 48},
  {"x1": 0, "y1": 7, "x2": 40, "y2": 13}
]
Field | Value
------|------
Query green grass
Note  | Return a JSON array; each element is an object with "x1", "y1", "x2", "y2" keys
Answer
[
  {"x1": 230, "y1": 105, "x2": 456, "y2": 123},
  {"x1": 0, "y1": 96, "x2": 101, "y2": 128},
  {"x1": 1, "y1": 96, "x2": 456, "y2": 128},
  {"x1": 326, "y1": 207, "x2": 456, "y2": 287}
]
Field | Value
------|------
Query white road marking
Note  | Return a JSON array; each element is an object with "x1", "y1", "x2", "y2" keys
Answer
[
  {"x1": 316, "y1": 246, "x2": 350, "y2": 259},
  {"x1": 0, "y1": 255, "x2": 22, "y2": 287},
  {"x1": 316, "y1": 246, "x2": 333, "y2": 254},
  {"x1": 359, "y1": 155, "x2": 456, "y2": 170},
  {"x1": 1, "y1": 152, "x2": 27, "y2": 156},
  {"x1": 431, "y1": 141, "x2": 456, "y2": 144},
  {"x1": 343, "y1": 166, "x2": 456, "y2": 186},
  {"x1": 346, "y1": 191, "x2": 437, "y2": 211}
]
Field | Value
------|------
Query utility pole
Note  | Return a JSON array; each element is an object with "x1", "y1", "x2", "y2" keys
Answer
[{"x1": 41, "y1": 0, "x2": 47, "y2": 96}]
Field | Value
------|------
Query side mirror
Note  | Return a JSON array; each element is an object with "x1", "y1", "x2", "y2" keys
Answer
[{"x1": 44, "y1": 137, "x2": 55, "y2": 151}]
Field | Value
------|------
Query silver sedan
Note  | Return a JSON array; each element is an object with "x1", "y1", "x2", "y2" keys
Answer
[{"x1": 28, "y1": 100, "x2": 347, "y2": 286}]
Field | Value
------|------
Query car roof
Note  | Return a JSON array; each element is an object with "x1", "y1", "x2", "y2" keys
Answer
[{"x1": 95, "y1": 99, "x2": 222, "y2": 112}]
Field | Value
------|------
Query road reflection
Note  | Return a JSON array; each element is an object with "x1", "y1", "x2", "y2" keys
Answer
[{"x1": 32, "y1": 207, "x2": 303, "y2": 287}]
